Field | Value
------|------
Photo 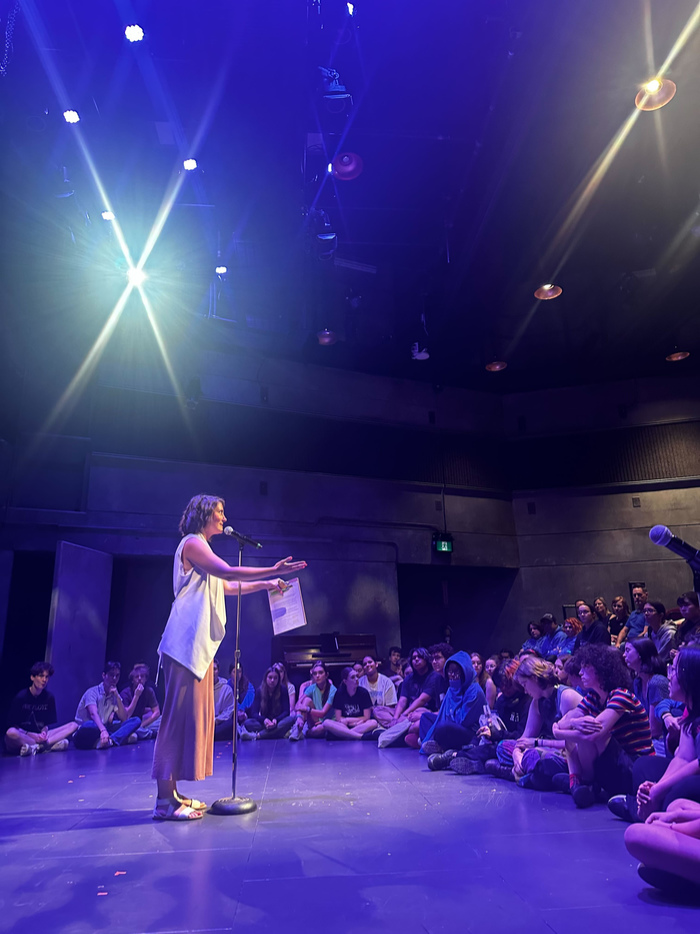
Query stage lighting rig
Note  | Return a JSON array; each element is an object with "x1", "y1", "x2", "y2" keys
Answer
[{"x1": 318, "y1": 66, "x2": 353, "y2": 114}]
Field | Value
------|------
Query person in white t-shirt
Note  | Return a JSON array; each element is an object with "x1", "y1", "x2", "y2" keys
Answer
[{"x1": 359, "y1": 654, "x2": 397, "y2": 728}]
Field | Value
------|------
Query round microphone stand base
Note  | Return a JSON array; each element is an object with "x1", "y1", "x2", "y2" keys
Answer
[{"x1": 210, "y1": 795, "x2": 257, "y2": 816}]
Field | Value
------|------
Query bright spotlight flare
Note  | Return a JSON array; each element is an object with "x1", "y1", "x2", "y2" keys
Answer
[
  {"x1": 183, "y1": 158, "x2": 197, "y2": 171},
  {"x1": 534, "y1": 283, "x2": 562, "y2": 300},
  {"x1": 649, "y1": 525, "x2": 700, "y2": 572},
  {"x1": 63, "y1": 110, "x2": 80, "y2": 123},
  {"x1": 125, "y1": 25, "x2": 144, "y2": 42},
  {"x1": 635, "y1": 76, "x2": 677, "y2": 111},
  {"x1": 224, "y1": 526, "x2": 263, "y2": 549},
  {"x1": 127, "y1": 267, "x2": 147, "y2": 287}
]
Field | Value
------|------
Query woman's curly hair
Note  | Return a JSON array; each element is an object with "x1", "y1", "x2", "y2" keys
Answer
[
  {"x1": 178, "y1": 494, "x2": 224, "y2": 537},
  {"x1": 576, "y1": 644, "x2": 632, "y2": 693}
]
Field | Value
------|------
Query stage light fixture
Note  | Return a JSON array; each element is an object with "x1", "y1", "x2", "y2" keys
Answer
[
  {"x1": 317, "y1": 328, "x2": 337, "y2": 345},
  {"x1": 319, "y1": 66, "x2": 353, "y2": 114},
  {"x1": 534, "y1": 283, "x2": 562, "y2": 300},
  {"x1": 347, "y1": 3, "x2": 355, "y2": 14},
  {"x1": 316, "y1": 231, "x2": 338, "y2": 259},
  {"x1": 485, "y1": 360, "x2": 507, "y2": 372},
  {"x1": 63, "y1": 110, "x2": 80, "y2": 123},
  {"x1": 127, "y1": 267, "x2": 147, "y2": 287},
  {"x1": 101, "y1": 211, "x2": 115, "y2": 221},
  {"x1": 666, "y1": 349, "x2": 690, "y2": 362},
  {"x1": 125, "y1": 25, "x2": 144, "y2": 42},
  {"x1": 183, "y1": 158, "x2": 197, "y2": 171},
  {"x1": 215, "y1": 265, "x2": 227, "y2": 275},
  {"x1": 635, "y1": 76, "x2": 677, "y2": 111},
  {"x1": 332, "y1": 152, "x2": 363, "y2": 181},
  {"x1": 411, "y1": 342, "x2": 429, "y2": 361},
  {"x1": 327, "y1": 163, "x2": 334, "y2": 174}
]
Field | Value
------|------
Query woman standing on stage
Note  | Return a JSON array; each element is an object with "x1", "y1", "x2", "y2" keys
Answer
[{"x1": 152, "y1": 494, "x2": 307, "y2": 821}]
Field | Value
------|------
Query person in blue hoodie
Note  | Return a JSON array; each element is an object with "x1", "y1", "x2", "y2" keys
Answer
[{"x1": 418, "y1": 651, "x2": 485, "y2": 755}]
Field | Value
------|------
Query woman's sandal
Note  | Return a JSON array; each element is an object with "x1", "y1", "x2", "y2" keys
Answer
[
  {"x1": 152, "y1": 798, "x2": 203, "y2": 821},
  {"x1": 174, "y1": 793, "x2": 207, "y2": 811}
]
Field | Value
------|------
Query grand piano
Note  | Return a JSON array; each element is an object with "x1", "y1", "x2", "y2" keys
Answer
[{"x1": 273, "y1": 632, "x2": 379, "y2": 686}]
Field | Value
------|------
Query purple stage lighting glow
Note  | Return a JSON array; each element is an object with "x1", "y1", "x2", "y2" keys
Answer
[
  {"x1": 125, "y1": 25, "x2": 145, "y2": 43},
  {"x1": 127, "y1": 268, "x2": 147, "y2": 287},
  {"x1": 63, "y1": 110, "x2": 80, "y2": 123},
  {"x1": 183, "y1": 158, "x2": 197, "y2": 171}
]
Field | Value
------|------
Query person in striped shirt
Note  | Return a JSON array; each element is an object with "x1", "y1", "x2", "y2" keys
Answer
[{"x1": 553, "y1": 644, "x2": 654, "y2": 808}]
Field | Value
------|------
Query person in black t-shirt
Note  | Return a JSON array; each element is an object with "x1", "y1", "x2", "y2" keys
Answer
[
  {"x1": 5, "y1": 661, "x2": 77, "y2": 755},
  {"x1": 573, "y1": 601, "x2": 612, "y2": 653},
  {"x1": 323, "y1": 667, "x2": 377, "y2": 740}
]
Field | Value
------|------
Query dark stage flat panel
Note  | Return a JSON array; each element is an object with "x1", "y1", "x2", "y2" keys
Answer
[{"x1": 1, "y1": 742, "x2": 698, "y2": 932}]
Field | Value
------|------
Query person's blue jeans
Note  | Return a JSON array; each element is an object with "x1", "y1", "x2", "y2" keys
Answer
[
  {"x1": 73, "y1": 717, "x2": 141, "y2": 749},
  {"x1": 244, "y1": 715, "x2": 296, "y2": 739}
]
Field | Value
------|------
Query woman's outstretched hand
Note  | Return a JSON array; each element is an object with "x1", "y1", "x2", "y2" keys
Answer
[{"x1": 273, "y1": 556, "x2": 308, "y2": 574}]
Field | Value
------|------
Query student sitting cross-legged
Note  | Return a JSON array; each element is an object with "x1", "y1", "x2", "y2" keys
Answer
[
  {"x1": 73, "y1": 661, "x2": 141, "y2": 749},
  {"x1": 553, "y1": 644, "x2": 655, "y2": 808},
  {"x1": 5, "y1": 661, "x2": 77, "y2": 755},
  {"x1": 242, "y1": 667, "x2": 296, "y2": 740},
  {"x1": 418, "y1": 651, "x2": 484, "y2": 756},
  {"x1": 322, "y1": 667, "x2": 378, "y2": 740}
]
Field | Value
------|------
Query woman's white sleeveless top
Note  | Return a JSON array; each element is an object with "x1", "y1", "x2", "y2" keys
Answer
[{"x1": 157, "y1": 533, "x2": 227, "y2": 679}]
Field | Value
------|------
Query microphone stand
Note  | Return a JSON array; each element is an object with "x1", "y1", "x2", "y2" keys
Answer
[{"x1": 211, "y1": 538, "x2": 257, "y2": 816}]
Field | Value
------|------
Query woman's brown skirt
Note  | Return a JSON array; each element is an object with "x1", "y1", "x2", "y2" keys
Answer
[{"x1": 152, "y1": 655, "x2": 214, "y2": 782}]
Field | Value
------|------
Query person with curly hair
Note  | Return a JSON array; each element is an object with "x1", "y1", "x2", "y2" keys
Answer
[
  {"x1": 152, "y1": 494, "x2": 307, "y2": 821},
  {"x1": 553, "y1": 644, "x2": 654, "y2": 808}
]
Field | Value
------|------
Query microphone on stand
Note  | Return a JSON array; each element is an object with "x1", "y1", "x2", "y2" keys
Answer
[
  {"x1": 649, "y1": 525, "x2": 700, "y2": 572},
  {"x1": 224, "y1": 526, "x2": 263, "y2": 549}
]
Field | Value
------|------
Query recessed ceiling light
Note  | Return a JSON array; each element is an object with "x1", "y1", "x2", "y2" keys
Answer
[
  {"x1": 635, "y1": 77, "x2": 676, "y2": 111},
  {"x1": 534, "y1": 283, "x2": 562, "y2": 300},
  {"x1": 665, "y1": 350, "x2": 690, "y2": 362},
  {"x1": 485, "y1": 360, "x2": 507, "y2": 372}
]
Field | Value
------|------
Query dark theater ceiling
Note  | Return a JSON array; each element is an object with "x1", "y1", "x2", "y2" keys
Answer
[{"x1": 1, "y1": 0, "x2": 700, "y2": 403}]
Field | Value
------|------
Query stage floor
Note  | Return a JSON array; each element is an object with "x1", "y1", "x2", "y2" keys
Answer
[{"x1": 1, "y1": 739, "x2": 698, "y2": 933}]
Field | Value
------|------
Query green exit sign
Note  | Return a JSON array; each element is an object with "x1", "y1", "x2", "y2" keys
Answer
[{"x1": 433, "y1": 533, "x2": 453, "y2": 553}]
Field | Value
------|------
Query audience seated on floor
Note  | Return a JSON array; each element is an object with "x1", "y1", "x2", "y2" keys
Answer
[
  {"x1": 120, "y1": 663, "x2": 160, "y2": 740},
  {"x1": 485, "y1": 655, "x2": 500, "y2": 679},
  {"x1": 616, "y1": 584, "x2": 649, "y2": 645},
  {"x1": 521, "y1": 621, "x2": 542, "y2": 654},
  {"x1": 417, "y1": 651, "x2": 484, "y2": 755},
  {"x1": 359, "y1": 654, "x2": 397, "y2": 728},
  {"x1": 553, "y1": 654, "x2": 571, "y2": 685},
  {"x1": 73, "y1": 661, "x2": 140, "y2": 749},
  {"x1": 573, "y1": 601, "x2": 612, "y2": 652},
  {"x1": 385, "y1": 646, "x2": 404, "y2": 688},
  {"x1": 559, "y1": 618, "x2": 581, "y2": 656},
  {"x1": 212, "y1": 659, "x2": 235, "y2": 741},
  {"x1": 503, "y1": 656, "x2": 581, "y2": 788},
  {"x1": 273, "y1": 661, "x2": 296, "y2": 712},
  {"x1": 535, "y1": 613, "x2": 569, "y2": 661},
  {"x1": 470, "y1": 652, "x2": 497, "y2": 708},
  {"x1": 428, "y1": 643, "x2": 451, "y2": 677},
  {"x1": 228, "y1": 662, "x2": 255, "y2": 715},
  {"x1": 643, "y1": 601, "x2": 677, "y2": 663},
  {"x1": 625, "y1": 798, "x2": 700, "y2": 894},
  {"x1": 322, "y1": 667, "x2": 377, "y2": 740},
  {"x1": 610, "y1": 596, "x2": 630, "y2": 647},
  {"x1": 553, "y1": 644, "x2": 654, "y2": 808},
  {"x1": 677, "y1": 592, "x2": 700, "y2": 647},
  {"x1": 386, "y1": 647, "x2": 445, "y2": 747},
  {"x1": 594, "y1": 597, "x2": 617, "y2": 634},
  {"x1": 289, "y1": 661, "x2": 336, "y2": 740},
  {"x1": 607, "y1": 644, "x2": 700, "y2": 823},
  {"x1": 5, "y1": 661, "x2": 77, "y2": 756},
  {"x1": 623, "y1": 638, "x2": 669, "y2": 748},
  {"x1": 242, "y1": 667, "x2": 295, "y2": 740}
]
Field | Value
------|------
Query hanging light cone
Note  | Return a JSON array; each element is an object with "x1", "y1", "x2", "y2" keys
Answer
[
  {"x1": 317, "y1": 328, "x2": 337, "y2": 345},
  {"x1": 665, "y1": 349, "x2": 689, "y2": 362},
  {"x1": 485, "y1": 360, "x2": 507, "y2": 372},
  {"x1": 635, "y1": 77, "x2": 676, "y2": 111},
  {"x1": 332, "y1": 152, "x2": 363, "y2": 180},
  {"x1": 534, "y1": 283, "x2": 562, "y2": 300}
]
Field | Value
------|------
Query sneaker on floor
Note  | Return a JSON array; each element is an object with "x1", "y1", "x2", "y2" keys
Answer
[
  {"x1": 125, "y1": 733, "x2": 138, "y2": 744},
  {"x1": 240, "y1": 729, "x2": 256, "y2": 741},
  {"x1": 19, "y1": 744, "x2": 39, "y2": 757},
  {"x1": 449, "y1": 756, "x2": 485, "y2": 776},
  {"x1": 551, "y1": 772, "x2": 572, "y2": 794},
  {"x1": 48, "y1": 739, "x2": 69, "y2": 752},
  {"x1": 572, "y1": 783, "x2": 596, "y2": 809},
  {"x1": 637, "y1": 863, "x2": 700, "y2": 898},
  {"x1": 420, "y1": 740, "x2": 443, "y2": 756},
  {"x1": 484, "y1": 759, "x2": 515, "y2": 781},
  {"x1": 289, "y1": 724, "x2": 303, "y2": 742},
  {"x1": 607, "y1": 794, "x2": 637, "y2": 821},
  {"x1": 428, "y1": 750, "x2": 457, "y2": 771}
]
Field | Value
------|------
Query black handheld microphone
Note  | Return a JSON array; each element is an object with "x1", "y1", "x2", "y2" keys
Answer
[
  {"x1": 649, "y1": 525, "x2": 700, "y2": 572},
  {"x1": 224, "y1": 526, "x2": 263, "y2": 549}
]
